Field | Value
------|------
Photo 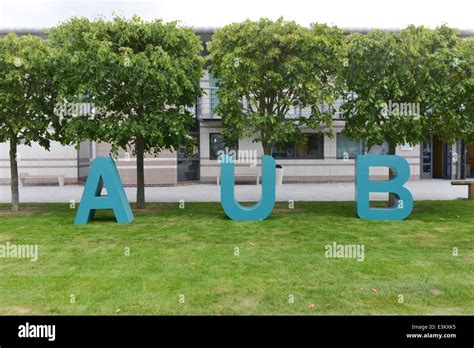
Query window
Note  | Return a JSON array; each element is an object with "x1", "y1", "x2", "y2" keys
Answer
[
  {"x1": 368, "y1": 142, "x2": 389, "y2": 155},
  {"x1": 209, "y1": 133, "x2": 238, "y2": 160},
  {"x1": 209, "y1": 73, "x2": 220, "y2": 116},
  {"x1": 337, "y1": 133, "x2": 364, "y2": 159},
  {"x1": 272, "y1": 134, "x2": 324, "y2": 159},
  {"x1": 337, "y1": 133, "x2": 390, "y2": 159},
  {"x1": 337, "y1": 133, "x2": 388, "y2": 159}
]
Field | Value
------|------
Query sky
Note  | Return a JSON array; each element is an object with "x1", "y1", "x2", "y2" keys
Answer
[{"x1": 0, "y1": 0, "x2": 472, "y2": 31}]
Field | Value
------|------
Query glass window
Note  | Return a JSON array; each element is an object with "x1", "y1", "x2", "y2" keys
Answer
[
  {"x1": 272, "y1": 134, "x2": 324, "y2": 159},
  {"x1": 209, "y1": 133, "x2": 238, "y2": 160},
  {"x1": 272, "y1": 143, "x2": 294, "y2": 158},
  {"x1": 337, "y1": 134, "x2": 389, "y2": 158},
  {"x1": 209, "y1": 73, "x2": 220, "y2": 117},
  {"x1": 337, "y1": 133, "x2": 364, "y2": 159},
  {"x1": 368, "y1": 142, "x2": 389, "y2": 155}
]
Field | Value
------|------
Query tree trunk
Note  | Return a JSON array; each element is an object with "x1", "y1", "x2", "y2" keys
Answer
[
  {"x1": 136, "y1": 134, "x2": 145, "y2": 209},
  {"x1": 261, "y1": 132, "x2": 272, "y2": 156},
  {"x1": 262, "y1": 143, "x2": 272, "y2": 156},
  {"x1": 9, "y1": 135, "x2": 19, "y2": 212},
  {"x1": 388, "y1": 143, "x2": 397, "y2": 207}
]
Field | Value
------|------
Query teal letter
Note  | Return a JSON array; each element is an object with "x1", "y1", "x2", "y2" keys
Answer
[
  {"x1": 220, "y1": 154, "x2": 275, "y2": 221},
  {"x1": 355, "y1": 155, "x2": 413, "y2": 220},
  {"x1": 74, "y1": 157, "x2": 133, "y2": 224}
]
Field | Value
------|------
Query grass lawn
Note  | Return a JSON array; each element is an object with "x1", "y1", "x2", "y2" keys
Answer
[{"x1": 0, "y1": 201, "x2": 472, "y2": 315}]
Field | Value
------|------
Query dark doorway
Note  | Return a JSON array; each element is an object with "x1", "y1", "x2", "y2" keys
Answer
[
  {"x1": 422, "y1": 137, "x2": 453, "y2": 180},
  {"x1": 432, "y1": 137, "x2": 443, "y2": 178},
  {"x1": 443, "y1": 142, "x2": 452, "y2": 179},
  {"x1": 466, "y1": 143, "x2": 474, "y2": 178},
  {"x1": 177, "y1": 133, "x2": 200, "y2": 182}
]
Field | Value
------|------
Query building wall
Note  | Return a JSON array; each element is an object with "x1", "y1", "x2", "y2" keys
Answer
[
  {"x1": 0, "y1": 67, "x2": 428, "y2": 186},
  {"x1": 0, "y1": 140, "x2": 78, "y2": 185},
  {"x1": 0, "y1": 140, "x2": 178, "y2": 186},
  {"x1": 0, "y1": 129, "x2": 432, "y2": 186},
  {"x1": 199, "y1": 120, "x2": 421, "y2": 183},
  {"x1": 78, "y1": 141, "x2": 91, "y2": 182},
  {"x1": 94, "y1": 142, "x2": 177, "y2": 186}
]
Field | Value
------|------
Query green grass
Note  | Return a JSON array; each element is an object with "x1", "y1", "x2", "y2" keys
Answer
[{"x1": 0, "y1": 201, "x2": 472, "y2": 315}]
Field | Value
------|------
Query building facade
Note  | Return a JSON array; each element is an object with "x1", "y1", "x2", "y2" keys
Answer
[{"x1": 1, "y1": 29, "x2": 472, "y2": 186}]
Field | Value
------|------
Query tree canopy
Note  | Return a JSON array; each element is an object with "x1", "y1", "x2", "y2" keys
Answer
[
  {"x1": 49, "y1": 16, "x2": 204, "y2": 207},
  {"x1": 208, "y1": 18, "x2": 346, "y2": 155},
  {"x1": 0, "y1": 33, "x2": 57, "y2": 211},
  {"x1": 341, "y1": 25, "x2": 473, "y2": 152}
]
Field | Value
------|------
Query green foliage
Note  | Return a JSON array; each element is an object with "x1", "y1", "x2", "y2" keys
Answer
[
  {"x1": 457, "y1": 36, "x2": 474, "y2": 143},
  {"x1": 0, "y1": 33, "x2": 57, "y2": 147},
  {"x1": 0, "y1": 33, "x2": 58, "y2": 210},
  {"x1": 341, "y1": 25, "x2": 473, "y2": 149},
  {"x1": 49, "y1": 16, "x2": 204, "y2": 207},
  {"x1": 208, "y1": 18, "x2": 345, "y2": 154},
  {"x1": 49, "y1": 15, "x2": 204, "y2": 155}
]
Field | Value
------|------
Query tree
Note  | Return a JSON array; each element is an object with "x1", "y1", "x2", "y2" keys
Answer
[
  {"x1": 453, "y1": 36, "x2": 474, "y2": 143},
  {"x1": 341, "y1": 25, "x2": 472, "y2": 153},
  {"x1": 0, "y1": 33, "x2": 57, "y2": 211},
  {"x1": 404, "y1": 26, "x2": 473, "y2": 145},
  {"x1": 341, "y1": 29, "x2": 422, "y2": 156},
  {"x1": 207, "y1": 18, "x2": 345, "y2": 155},
  {"x1": 49, "y1": 16, "x2": 203, "y2": 208},
  {"x1": 340, "y1": 26, "x2": 473, "y2": 204}
]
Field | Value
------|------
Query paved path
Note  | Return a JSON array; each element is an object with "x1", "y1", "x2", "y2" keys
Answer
[{"x1": 0, "y1": 180, "x2": 469, "y2": 203}]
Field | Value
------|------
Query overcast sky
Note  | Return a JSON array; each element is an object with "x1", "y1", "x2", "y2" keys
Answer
[{"x1": 0, "y1": 0, "x2": 472, "y2": 31}]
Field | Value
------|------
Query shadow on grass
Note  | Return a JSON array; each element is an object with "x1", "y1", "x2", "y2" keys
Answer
[{"x1": 84, "y1": 215, "x2": 118, "y2": 223}]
